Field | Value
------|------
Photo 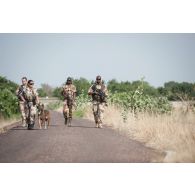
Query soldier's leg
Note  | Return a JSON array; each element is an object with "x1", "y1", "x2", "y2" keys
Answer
[
  {"x1": 44, "y1": 120, "x2": 47, "y2": 129},
  {"x1": 30, "y1": 106, "x2": 36, "y2": 124},
  {"x1": 19, "y1": 101, "x2": 27, "y2": 127},
  {"x1": 27, "y1": 105, "x2": 36, "y2": 129},
  {"x1": 63, "y1": 100, "x2": 69, "y2": 125},
  {"x1": 98, "y1": 103, "x2": 105, "y2": 128},
  {"x1": 68, "y1": 105, "x2": 72, "y2": 127},
  {"x1": 92, "y1": 103, "x2": 99, "y2": 127}
]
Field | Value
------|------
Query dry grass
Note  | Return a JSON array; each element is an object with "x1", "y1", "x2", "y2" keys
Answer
[
  {"x1": 0, "y1": 116, "x2": 21, "y2": 133},
  {"x1": 84, "y1": 105, "x2": 195, "y2": 162}
]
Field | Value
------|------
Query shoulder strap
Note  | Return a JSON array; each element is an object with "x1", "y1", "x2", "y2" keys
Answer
[{"x1": 92, "y1": 84, "x2": 96, "y2": 91}]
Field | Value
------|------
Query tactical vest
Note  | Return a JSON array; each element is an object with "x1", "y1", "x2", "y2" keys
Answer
[
  {"x1": 92, "y1": 83, "x2": 106, "y2": 102},
  {"x1": 62, "y1": 84, "x2": 75, "y2": 105},
  {"x1": 23, "y1": 87, "x2": 36, "y2": 103}
]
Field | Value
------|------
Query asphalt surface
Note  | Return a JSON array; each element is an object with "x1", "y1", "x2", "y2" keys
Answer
[{"x1": 0, "y1": 111, "x2": 163, "y2": 163}]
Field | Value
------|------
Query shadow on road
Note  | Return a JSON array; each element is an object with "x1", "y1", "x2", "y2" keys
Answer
[
  {"x1": 70, "y1": 125, "x2": 97, "y2": 129},
  {"x1": 12, "y1": 128, "x2": 48, "y2": 131}
]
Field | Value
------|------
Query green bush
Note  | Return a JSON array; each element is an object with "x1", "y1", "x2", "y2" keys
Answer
[
  {"x1": 37, "y1": 88, "x2": 47, "y2": 97},
  {"x1": 52, "y1": 87, "x2": 64, "y2": 100},
  {"x1": 109, "y1": 84, "x2": 172, "y2": 115},
  {"x1": 73, "y1": 81, "x2": 172, "y2": 121},
  {"x1": 0, "y1": 76, "x2": 18, "y2": 94},
  {"x1": 0, "y1": 89, "x2": 19, "y2": 118},
  {"x1": 73, "y1": 90, "x2": 90, "y2": 118},
  {"x1": 0, "y1": 76, "x2": 20, "y2": 118}
]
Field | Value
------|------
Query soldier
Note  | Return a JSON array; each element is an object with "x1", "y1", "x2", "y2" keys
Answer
[
  {"x1": 61, "y1": 77, "x2": 77, "y2": 126},
  {"x1": 88, "y1": 75, "x2": 108, "y2": 128},
  {"x1": 16, "y1": 77, "x2": 28, "y2": 127},
  {"x1": 23, "y1": 80, "x2": 39, "y2": 130}
]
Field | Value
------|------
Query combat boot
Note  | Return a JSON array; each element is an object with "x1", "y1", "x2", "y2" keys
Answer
[
  {"x1": 27, "y1": 124, "x2": 31, "y2": 130},
  {"x1": 95, "y1": 122, "x2": 99, "y2": 128},
  {"x1": 68, "y1": 118, "x2": 72, "y2": 127},
  {"x1": 27, "y1": 123, "x2": 34, "y2": 130},
  {"x1": 98, "y1": 122, "x2": 103, "y2": 129},
  {"x1": 64, "y1": 117, "x2": 68, "y2": 125},
  {"x1": 22, "y1": 119, "x2": 27, "y2": 127}
]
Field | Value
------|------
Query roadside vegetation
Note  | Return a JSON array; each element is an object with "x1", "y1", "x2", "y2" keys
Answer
[
  {"x1": 46, "y1": 101, "x2": 63, "y2": 111},
  {"x1": 0, "y1": 76, "x2": 19, "y2": 119},
  {"x1": 73, "y1": 78, "x2": 195, "y2": 162},
  {"x1": 0, "y1": 76, "x2": 20, "y2": 132}
]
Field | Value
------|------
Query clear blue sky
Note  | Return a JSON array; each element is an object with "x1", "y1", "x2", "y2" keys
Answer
[{"x1": 0, "y1": 33, "x2": 195, "y2": 88}]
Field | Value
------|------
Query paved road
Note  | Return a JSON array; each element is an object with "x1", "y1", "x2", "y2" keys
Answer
[{"x1": 0, "y1": 111, "x2": 164, "y2": 163}]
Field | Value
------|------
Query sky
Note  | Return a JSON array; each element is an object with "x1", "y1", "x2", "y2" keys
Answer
[{"x1": 0, "y1": 33, "x2": 195, "y2": 88}]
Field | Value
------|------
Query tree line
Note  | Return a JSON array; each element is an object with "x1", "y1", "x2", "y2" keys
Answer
[
  {"x1": 1, "y1": 75, "x2": 195, "y2": 119},
  {"x1": 38, "y1": 77, "x2": 195, "y2": 101}
]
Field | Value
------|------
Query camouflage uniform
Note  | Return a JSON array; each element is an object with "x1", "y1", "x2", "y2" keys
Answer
[
  {"x1": 88, "y1": 82, "x2": 108, "y2": 128},
  {"x1": 61, "y1": 84, "x2": 76, "y2": 126},
  {"x1": 16, "y1": 84, "x2": 27, "y2": 126},
  {"x1": 23, "y1": 86, "x2": 38, "y2": 128}
]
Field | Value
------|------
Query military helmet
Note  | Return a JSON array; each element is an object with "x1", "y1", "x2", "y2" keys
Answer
[
  {"x1": 96, "y1": 75, "x2": 101, "y2": 80},
  {"x1": 67, "y1": 77, "x2": 72, "y2": 81},
  {"x1": 28, "y1": 80, "x2": 34, "y2": 85}
]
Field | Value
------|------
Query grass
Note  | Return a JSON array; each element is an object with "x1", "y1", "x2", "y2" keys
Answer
[
  {"x1": 46, "y1": 101, "x2": 63, "y2": 110},
  {"x1": 73, "y1": 108, "x2": 86, "y2": 118},
  {"x1": 0, "y1": 114, "x2": 20, "y2": 133},
  {"x1": 84, "y1": 104, "x2": 195, "y2": 162}
]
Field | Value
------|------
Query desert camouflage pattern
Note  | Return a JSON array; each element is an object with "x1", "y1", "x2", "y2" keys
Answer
[
  {"x1": 16, "y1": 85, "x2": 27, "y2": 101},
  {"x1": 88, "y1": 83, "x2": 108, "y2": 127},
  {"x1": 62, "y1": 84, "x2": 76, "y2": 124},
  {"x1": 16, "y1": 84, "x2": 28, "y2": 126},
  {"x1": 19, "y1": 101, "x2": 27, "y2": 124},
  {"x1": 23, "y1": 87, "x2": 38, "y2": 125},
  {"x1": 26, "y1": 102, "x2": 37, "y2": 124},
  {"x1": 24, "y1": 87, "x2": 38, "y2": 102},
  {"x1": 92, "y1": 102, "x2": 106, "y2": 127}
]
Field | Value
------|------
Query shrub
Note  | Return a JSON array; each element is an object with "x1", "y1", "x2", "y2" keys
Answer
[{"x1": 0, "y1": 89, "x2": 19, "y2": 118}]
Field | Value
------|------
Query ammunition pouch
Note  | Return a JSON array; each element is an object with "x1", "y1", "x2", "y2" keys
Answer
[
  {"x1": 91, "y1": 83, "x2": 107, "y2": 103},
  {"x1": 92, "y1": 90, "x2": 106, "y2": 103}
]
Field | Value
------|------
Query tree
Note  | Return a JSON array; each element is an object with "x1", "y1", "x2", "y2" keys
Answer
[
  {"x1": 39, "y1": 83, "x2": 53, "y2": 97},
  {"x1": 73, "y1": 77, "x2": 91, "y2": 96},
  {"x1": 52, "y1": 87, "x2": 63, "y2": 100},
  {"x1": 37, "y1": 88, "x2": 47, "y2": 97}
]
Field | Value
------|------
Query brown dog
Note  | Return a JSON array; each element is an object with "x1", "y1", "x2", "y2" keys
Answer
[{"x1": 37, "y1": 103, "x2": 50, "y2": 129}]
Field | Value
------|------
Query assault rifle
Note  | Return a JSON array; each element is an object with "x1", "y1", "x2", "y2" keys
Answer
[{"x1": 92, "y1": 89, "x2": 106, "y2": 103}]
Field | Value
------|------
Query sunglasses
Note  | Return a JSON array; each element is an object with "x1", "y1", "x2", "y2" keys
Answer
[
  {"x1": 29, "y1": 83, "x2": 34, "y2": 85},
  {"x1": 96, "y1": 79, "x2": 101, "y2": 80}
]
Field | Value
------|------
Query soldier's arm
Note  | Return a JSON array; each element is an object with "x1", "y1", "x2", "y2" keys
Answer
[
  {"x1": 72, "y1": 86, "x2": 77, "y2": 100},
  {"x1": 36, "y1": 92, "x2": 40, "y2": 104},
  {"x1": 104, "y1": 86, "x2": 108, "y2": 97},
  {"x1": 88, "y1": 86, "x2": 93, "y2": 95},
  {"x1": 36, "y1": 96, "x2": 40, "y2": 104},
  {"x1": 17, "y1": 86, "x2": 26, "y2": 102}
]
